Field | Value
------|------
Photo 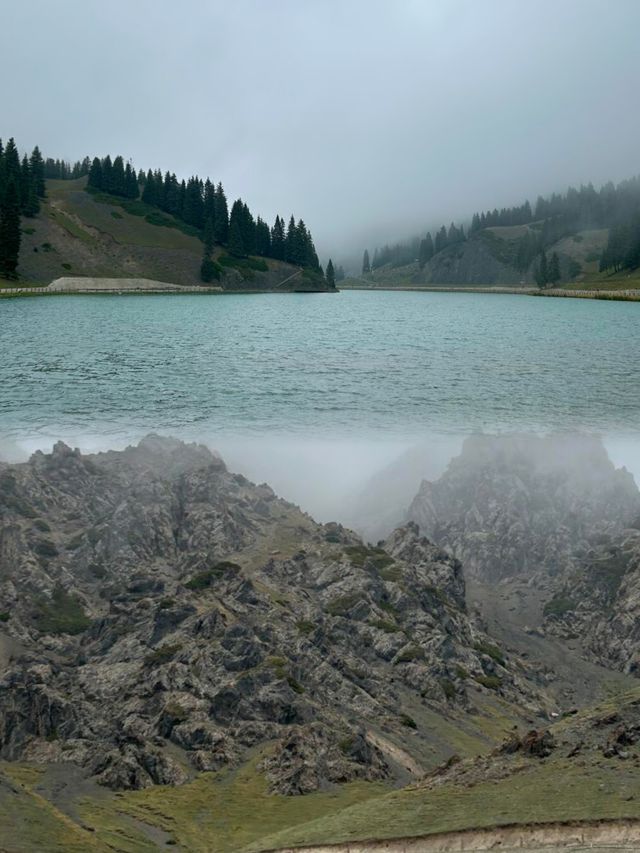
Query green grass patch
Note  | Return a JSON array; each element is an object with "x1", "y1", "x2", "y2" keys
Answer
[
  {"x1": 475, "y1": 675, "x2": 503, "y2": 691},
  {"x1": 33, "y1": 585, "x2": 91, "y2": 635},
  {"x1": 543, "y1": 594, "x2": 576, "y2": 618},
  {"x1": 369, "y1": 618, "x2": 401, "y2": 633},
  {"x1": 249, "y1": 758, "x2": 640, "y2": 851},
  {"x1": 440, "y1": 678, "x2": 456, "y2": 701},
  {"x1": 144, "y1": 642, "x2": 182, "y2": 667},
  {"x1": 473, "y1": 641, "x2": 506, "y2": 666},
  {"x1": 326, "y1": 592, "x2": 362, "y2": 616},
  {"x1": 395, "y1": 645, "x2": 425, "y2": 664},
  {"x1": 184, "y1": 561, "x2": 241, "y2": 591},
  {"x1": 296, "y1": 619, "x2": 315, "y2": 636},
  {"x1": 344, "y1": 545, "x2": 395, "y2": 572},
  {"x1": 74, "y1": 753, "x2": 387, "y2": 853}
]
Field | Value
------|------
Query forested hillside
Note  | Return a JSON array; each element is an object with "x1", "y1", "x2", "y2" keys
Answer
[
  {"x1": 361, "y1": 174, "x2": 640, "y2": 288},
  {"x1": 0, "y1": 138, "x2": 337, "y2": 291}
]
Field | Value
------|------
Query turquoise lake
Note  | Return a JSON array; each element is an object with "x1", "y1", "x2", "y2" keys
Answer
[{"x1": 1, "y1": 290, "x2": 639, "y2": 446}]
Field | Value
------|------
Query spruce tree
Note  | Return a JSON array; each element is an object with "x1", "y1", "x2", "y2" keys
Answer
[
  {"x1": 214, "y1": 183, "x2": 229, "y2": 243},
  {"x1": 0, "y1": 178, "x2": 22, "y2": 277},
  {"x1": 535, "y1": 250, "x2": 548, "y2": 288},
  {"x1": 548, "y1": 252, "x2": 561, "y2": 285},
  {"x1": 88, "y1": 157, "x2": 103, "y2": 190},
  {"x1": 102, "y1": 155, "x2": 114, "y2": 194},
  {"x1": 326, "y1": 259, "x2": 336, "y2": 288},
  {"x1": 203, "y1": 217, "x2": 215, "y2": 256},
  {"x1": 112, "y1": 156, "x2": 126, "y2": 196},
  {"x1": 228, "y1": 216, "x2": 246, "y2": 257},
  {"x1": 435, "y1": 225, "x2": 448, "y2": 254},
  {"x1": 271, "y1": 215, "x2": 285, "y2": 260},
  {"x1": 30, "y1": 146, "x2": 45, "y2": 197},
  {"x1": 362, "y1": 249, "x2": 371, "y2": 274}
]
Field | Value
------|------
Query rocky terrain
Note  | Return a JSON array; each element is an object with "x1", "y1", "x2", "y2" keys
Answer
[
  {"x1": 407, "y1": 432, "x2": 640, "y2": 676},
  {"x1": 0, "y1": 436, "x2": 548, "y2": 795}
]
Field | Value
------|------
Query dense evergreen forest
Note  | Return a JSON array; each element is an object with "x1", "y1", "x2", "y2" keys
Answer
[
  {"x1": 0, "y1": 139, "x2": 46, "y2": 276},
  {"x1": 85, "y1": 154, "x2": 324, "y2": 281},
  {"x1": 0, "y1": 137, "x2": 336, "y2": 284},
  {"x1": 364, "y1": 175, "x2": 640, "y2": 279}
]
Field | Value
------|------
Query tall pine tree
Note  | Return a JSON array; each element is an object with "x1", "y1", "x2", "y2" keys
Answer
[{"x1": 0, "y1": 178, "x2": 22, "y2": 277}]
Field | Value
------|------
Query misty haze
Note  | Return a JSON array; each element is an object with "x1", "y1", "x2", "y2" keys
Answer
[{"x1": 1, "y1": 2, "x2": 640, "y2": 852}]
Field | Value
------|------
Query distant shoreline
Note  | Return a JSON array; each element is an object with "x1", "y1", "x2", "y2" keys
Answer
[
  {"x1": 2, "y1": 282, "x2": 639, "y2": 301},
  {"x1": 339, "y1": 283, "x2": 640, "y2": 302}
]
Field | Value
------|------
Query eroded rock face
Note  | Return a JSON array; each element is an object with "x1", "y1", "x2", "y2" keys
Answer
[
  {"x1": 407, "y1": 433, "x2": 640, "y2": 583},
  {"x1": 406, "y1": 432, "x2": 640, "y2": 676},
  {"x1": 542, "y1": 528, "x2": 640, "y2": 675},
  {"x1": 0, "y1": 436, "x2": 542, "y2": 792}
]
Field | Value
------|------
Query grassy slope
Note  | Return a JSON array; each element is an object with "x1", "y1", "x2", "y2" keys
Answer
[
  {"x1": 4, "y1": 178, "x2": 318, "y2": 291},
  {"x1": 0, "y1": 683, "x2": 548, "y2": 853},
  {"x1": 250, "y1": 686, "x2": 640, "y2": 851},
  {"x1": 0, "y1": 681, "x2": 628, "y2": 853}
]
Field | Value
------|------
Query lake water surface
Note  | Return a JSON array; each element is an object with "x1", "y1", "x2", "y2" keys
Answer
[{"x1": 1, "y1": 290, "x2": 638, "y2": 442}]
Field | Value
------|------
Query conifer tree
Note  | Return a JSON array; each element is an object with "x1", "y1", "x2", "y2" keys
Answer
[
  {"x1": 0, "y1": 178, "x2": 22, "y2": 277},
  {"x1": 362, "y1": 249, "x2": 371, "y2": 274},
  {"x1": 435, "y1": 225, "x2": 448, "y2": 254},
  {"x1": 271, "y1": 215, "x2": 285, "y2": 260},
  {"x1": 29, "y1": 146, "x2": 45, "y2": 197},
  {"x1": 214, "y1": 183, "x2": 229, "y2": 244},
  {"x1": 228, "y1": 216, "x2": 246, "y2": 257},
  {"x1": 326, "y1": 259, "x2": 336, "y2": 288},
  {"x1": 535, "y1": 250, "x2": 548, "y2": 288},
  {"x1": 203, "y1": 217, "x2": 215, "y2": 256},
  {"x1": 548, "y1": 251, "x2": 561, "y2": 285},
  {"x1": 88, "y1": 157, "x2": 103, "y2": 190},
  {"x1": 112, "y1": 156, "x2": 125, "y2": 196},
  {"x1": 102, "y1": 155, "x2": 114, "y2": 194}
]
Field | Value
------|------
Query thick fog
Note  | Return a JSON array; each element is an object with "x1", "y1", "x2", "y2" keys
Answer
[{"x1": 3, "y1": 0, "x2": 640, "y2": 266}]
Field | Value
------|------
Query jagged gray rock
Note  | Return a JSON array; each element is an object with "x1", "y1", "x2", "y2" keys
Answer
[{"x1": 0, "y1": 436, "x2": 544, "y2": 793}]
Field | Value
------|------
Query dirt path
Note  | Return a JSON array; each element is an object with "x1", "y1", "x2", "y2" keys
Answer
[{"x1": 270, "y1": 819, "x2": 640, "y2": 852}]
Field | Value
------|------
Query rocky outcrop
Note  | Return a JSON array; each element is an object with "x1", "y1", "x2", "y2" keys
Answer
[
  {"x1": 408, "y1": 433, "x2": 640, "y2": 582},
  {"x1": 0, "y1": 437, "x2": 543, "y2": 792},
  {"x1": 542, "y1": 527, "x2": 640, "y2": 675},
  {"x1": 406, "y1": 432, "x2": 640, "y2": 677}
]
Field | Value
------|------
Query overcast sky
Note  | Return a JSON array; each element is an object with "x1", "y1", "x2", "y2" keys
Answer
[{"x1": 3, "y1": 0, "x2": 640, "y2": 265}]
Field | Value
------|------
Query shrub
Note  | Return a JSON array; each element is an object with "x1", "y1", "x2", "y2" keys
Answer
[
  {"x1": 326, "y1": 592, "x2": 361, "y2": 616},
  {"x1": 455, "y1": 665, "x2": 469, "y2": 680},
  {"x1": 344, "y1": 545, "x2": 394, "y2": 571},
  {"x1": 369, "y1": 618, "x2": 400, "y2": 633},
  {"x1": 287, "y1": 675, "x2": 305, "y2": 694},
  {"x1": 0, "y1": 612, "x2": 9, "y2": 622},
  {"x1": 440, "y1": 678, "x2": 456, "y2": 701},
  {"x1": 145, "y1": 643, "x2": 182, "y2": 667},
  {"x1": 185, "y1": 561, "x2": 241, "y2": 591},
  {"x1": 34, "y1": 539, "x2": 58, "y2": 559},
  {"x1": 400, "y1": 714, "x2": 417, "y2": 729},
  {"x1": 61, "y1": 263, "x2": 72, "y2": 270},
  {"x1": 296, "y1": 619, "x2": 315, "y2": 635},
  {"x1": 395, "y1": 645, "x2": 425, "y2": 664},
  {"x1": 33, "y1": 519, "x2": 51, "y2": 533},
  {"x1": 543, "y1": 595, "x2": 576, "y2": 618},
  {"x1": 110, "y1": 210, "x2": 123, "y2": 219},
  {"x1": 473, "y1": 640, "x2": 505, "y2": 666},
  {"x1": 475, "y1": 675, "x2": 502, "y2": 691},
  {"x1": 200, "y1": 257, "x2": 222, "y2": 283}
]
